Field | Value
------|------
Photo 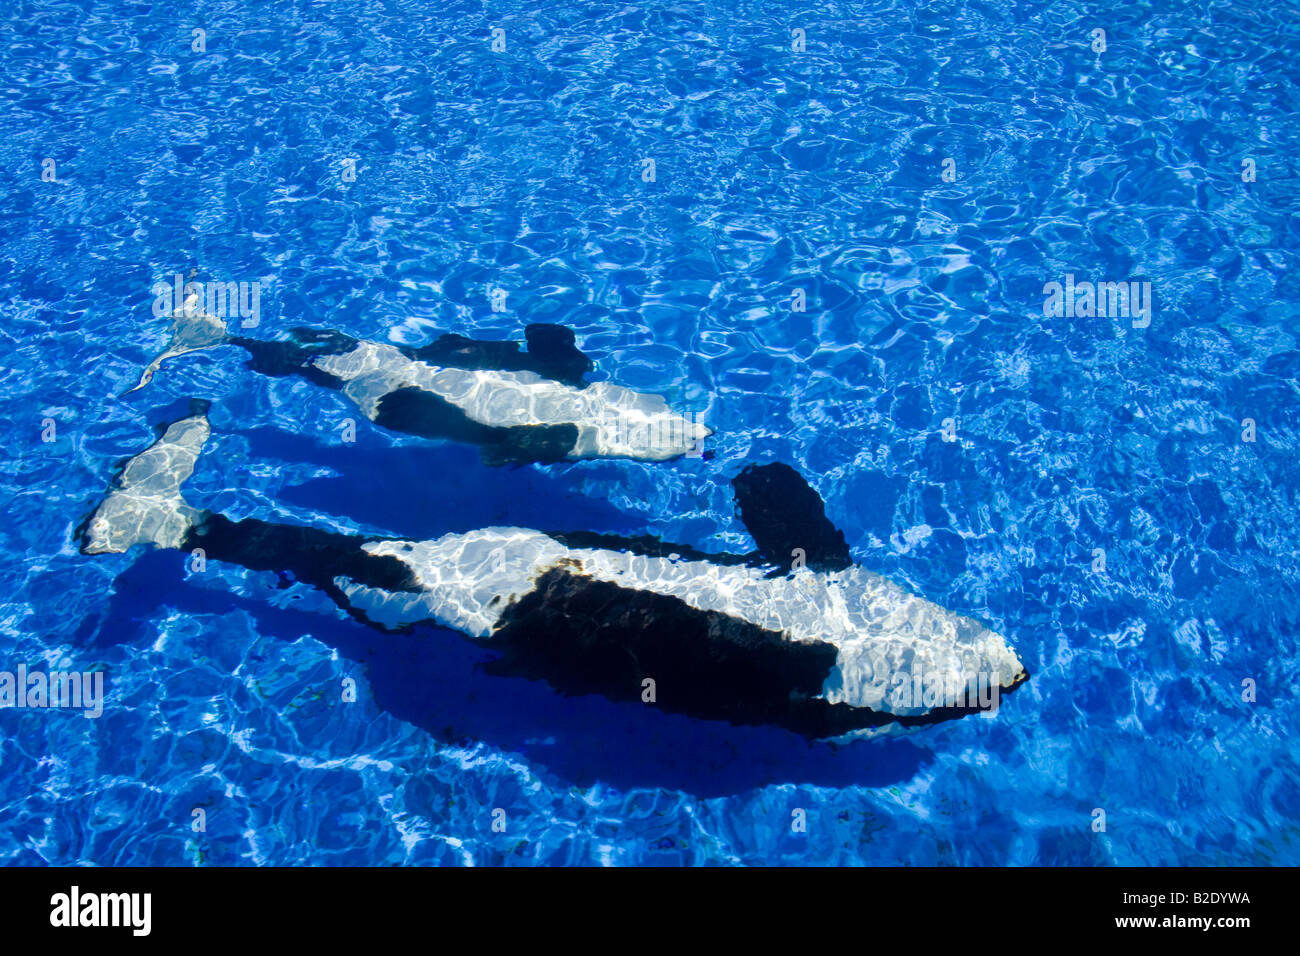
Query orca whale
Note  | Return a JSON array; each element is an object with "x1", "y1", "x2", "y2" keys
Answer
[
  {"x1": 79, "y1": 404, "x2": 1029, "y2": 740},
  {"x1": 122, "y1": 300, "x2": 711, "y2": 465}
]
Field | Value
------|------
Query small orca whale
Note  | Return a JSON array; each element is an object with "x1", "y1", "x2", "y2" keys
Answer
[
  {"x1": 123, "y1": 299, "x2": 711, "y2": 465},
  {"x1": 79, "y1": 404, "x2": 1029, "y2": 740}
]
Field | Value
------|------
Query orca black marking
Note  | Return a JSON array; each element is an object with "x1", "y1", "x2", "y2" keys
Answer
[
  {"x1": 183, "y1": 512, "x2": 421, "y2": 606},
  {"x1": 80, "y1": 408, "x2": 1029, "y2": 740},
  {"x1": 122, "y1": 304, "x2": 710, "y2": 465},
  {"x1": 369, "y1": 386, "x2": 581, "y2": 467},
  {"x1": 486, "y1": 567, "x2": 1019, "y2": 737}
]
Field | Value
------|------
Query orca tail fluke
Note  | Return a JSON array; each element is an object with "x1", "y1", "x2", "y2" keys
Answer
[
  {"x1": 79, "y1": 399, "x2": 213, "y2": 554},
  {"x1": 120, "y1": 304, "x2": 230, "y2": 396}
]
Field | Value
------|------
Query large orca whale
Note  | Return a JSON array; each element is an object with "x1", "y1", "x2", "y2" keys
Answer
[
  {"x1": 122, "y1": 300, "x2": 711, "y2": 466},
  {"x1": 78, "y1": 404, "x2": 1029, "y2": 740}
]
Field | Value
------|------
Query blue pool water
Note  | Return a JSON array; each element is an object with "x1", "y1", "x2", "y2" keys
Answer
[{"x1": 2, "y1": 0, "x2": 1298, "y2": 865}]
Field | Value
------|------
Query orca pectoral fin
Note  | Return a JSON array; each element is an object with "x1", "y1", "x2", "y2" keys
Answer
[{"x1": 730, "y1": 462, "x2": 852, "y2": 574}]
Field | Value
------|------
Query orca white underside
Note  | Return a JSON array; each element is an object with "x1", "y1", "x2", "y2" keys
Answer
[
  {"x1": 312, "y1": 340, "x2": 710, "y2": 460},
  {"x1": 338, "y1": 528, "x2": 1023, "y2": 721}
]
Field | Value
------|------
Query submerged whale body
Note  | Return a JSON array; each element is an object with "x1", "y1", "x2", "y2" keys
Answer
[
  {"x1": 123, "y1": 305, "x2": 711, "y2": 465},
  {"x1": 79, "y1": 406, "x2": 1029, "y2": 741}
]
